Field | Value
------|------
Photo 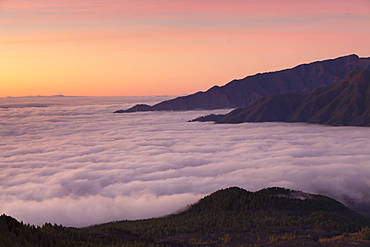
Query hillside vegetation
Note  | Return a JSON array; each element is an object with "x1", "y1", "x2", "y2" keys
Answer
[{"x1": 2, "y1": 187, "x2": 370, "y2": 246}]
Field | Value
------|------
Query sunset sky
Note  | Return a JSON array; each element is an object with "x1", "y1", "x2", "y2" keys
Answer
[{"x1": 1, "y1": 0, "x2": 370, "y2": 97}]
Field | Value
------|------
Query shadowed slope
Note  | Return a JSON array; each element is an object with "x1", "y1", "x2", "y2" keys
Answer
[
  {"x1": 193, "y1": 70, "x2": 370, "y2": 126},
  {"x1": 292, "y1": 70, "x2": 370, "y2": 125}
]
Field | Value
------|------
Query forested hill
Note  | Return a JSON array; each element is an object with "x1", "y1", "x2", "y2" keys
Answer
[
  {"x1": 114, "y1": 54, "x2": 370, "y2": 113},
  {"x1": 2, "y1": 187, "x2": 370, "y2": 246},
  {"x1": 185, "y1": 187, "x2": 360, "y2": 215},
  {"x1": 192, "y1": 69, "x2": 370, "y2": 126}
]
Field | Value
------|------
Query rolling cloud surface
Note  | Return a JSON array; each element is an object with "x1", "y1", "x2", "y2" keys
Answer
[{"x1": 1, "y1": 96, "x2": 369, "y2": 227}]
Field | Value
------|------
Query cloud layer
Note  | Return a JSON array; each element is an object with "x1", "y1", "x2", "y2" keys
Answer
[{"x1": 1, "y1": 97, "x2": 370, "y2": 227}]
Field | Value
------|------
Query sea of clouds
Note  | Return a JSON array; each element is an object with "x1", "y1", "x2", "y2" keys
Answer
[{"x1": 1, "y1": 96, "x2": 370, "y2": 227}]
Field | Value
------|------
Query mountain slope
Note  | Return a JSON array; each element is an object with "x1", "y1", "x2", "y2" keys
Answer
[
  {"x1": 291, "y1": 69, "x2": 370, "y2": 125},
  {"x1": 193, "y1": 70, "x2": 370, "y2": 126},
  {"x1": 88, "y1": 187, "x2": 370, "y2": 246},
  {"x1": 2, "y1": 187, "x2": 370, "y2": 246},
  {"x1": 115, "y1": 54, "x2": 370, "y2": 113}
]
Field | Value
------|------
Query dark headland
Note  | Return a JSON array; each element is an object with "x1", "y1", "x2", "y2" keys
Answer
[{"x1": 114, "y1": 54, "x2": 370, "y2": 113}]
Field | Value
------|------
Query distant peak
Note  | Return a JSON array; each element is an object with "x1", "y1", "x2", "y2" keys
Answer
[{"x1": 343, "y1": 54, "x2": 359, "y2": 58}]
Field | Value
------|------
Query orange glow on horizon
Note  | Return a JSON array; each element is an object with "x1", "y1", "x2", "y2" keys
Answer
[{"x1": 1, "y1": 0, "x2": 369, "y2": 97}]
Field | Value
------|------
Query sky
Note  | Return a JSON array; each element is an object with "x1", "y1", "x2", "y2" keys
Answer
[
  {"x1": 1, "y1": 0, "x2": 370, "y2": 97},
  {"x1": 1, "y1": 97, "x2": 370, "y2": 227}
]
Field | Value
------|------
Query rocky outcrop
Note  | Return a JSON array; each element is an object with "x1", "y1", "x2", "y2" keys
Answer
[{"x1": 115, "y1": 54, "x2": 370, "y2": 113}]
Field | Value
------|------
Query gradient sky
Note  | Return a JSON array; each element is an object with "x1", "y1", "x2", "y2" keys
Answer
[{"x1": 1, "y1": 0, "x2": 370, "y2": 97}]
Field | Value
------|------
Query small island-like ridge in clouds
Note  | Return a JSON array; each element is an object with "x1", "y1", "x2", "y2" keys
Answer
[
  {"x1": 192, "y1": 69, "x2": 370, "y2": 126},
  {"x1": 114, "y1": 54, "x2": 370, "y2": 113}
]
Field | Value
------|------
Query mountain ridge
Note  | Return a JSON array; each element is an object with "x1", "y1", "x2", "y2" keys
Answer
[
  {"x1": 114, "y1": 54, "x2": 370, "y2": 113},
  {"x1": 192, "y1": 70, "x2": 370, "y2": 126}
]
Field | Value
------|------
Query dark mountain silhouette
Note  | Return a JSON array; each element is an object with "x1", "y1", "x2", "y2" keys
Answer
[
  {"x1": 192, "y1": 70, "x2": 370, "y2": 126},
  {"x1": 115, "y1": 54, "x2": 370, "y2": 113},
  {"x1": 2, "y1": 187, "x2": 370, "y2": 246}
]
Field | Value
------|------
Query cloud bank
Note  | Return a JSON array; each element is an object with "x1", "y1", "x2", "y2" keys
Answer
[{"x1": 1, "y1": 97, "x2": 369, "y2": 227}]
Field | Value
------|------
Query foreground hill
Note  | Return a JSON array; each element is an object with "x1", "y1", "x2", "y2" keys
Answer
[
  {"x1": 2, "y1": 187, "x2": 370, "y2": 246},
  {"x1": 114, "y1": 54, "x2": 370, "y2": 113},
  {"x1": 89, "y1": 187, "x2": 370, "y2": 246},
  {"x1": 192, "y1": 70, "x2": 370, "y2": 126}
]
